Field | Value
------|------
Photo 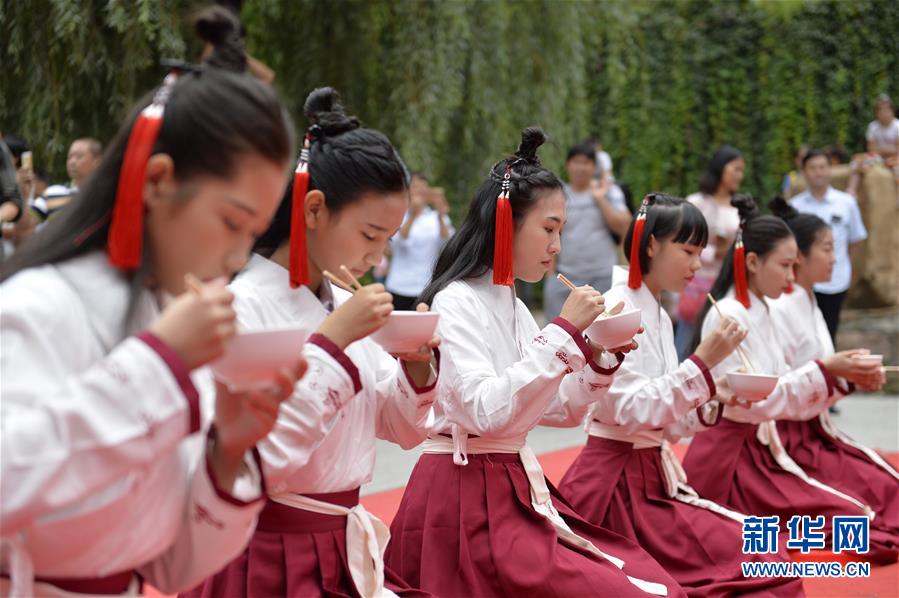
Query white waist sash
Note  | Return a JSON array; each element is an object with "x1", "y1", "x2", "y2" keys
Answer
[
  {"x1": 268, "y1": 492, "x2": 396, "y2": 598},
  {"x1": 588, "y1": 421, "x2": 746, "y2": 523},
  {"x1": 818, "y1": 413, "x2": 899, "y2": 482},
  {"x1": 422, "y1": 428, "x2": 669, "y2": 596},
  {"x1": 0, "y1": 533, "x2": 140, "y2": 597},
  {"x1": 756, "y1": 420, "x2": 875, "y2": 519}
]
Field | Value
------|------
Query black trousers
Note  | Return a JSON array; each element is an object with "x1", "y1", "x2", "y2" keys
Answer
[
  {"x1": 814, "y1": 290, "x2": 847, "y2": 344},
  {"x1": 391, "y1": 293, "x2": 419, "y2": 311}
]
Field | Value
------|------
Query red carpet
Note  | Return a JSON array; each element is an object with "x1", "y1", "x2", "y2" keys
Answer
[{"x1": 145, "y1": 444, "x2": 899, "y2": 597}]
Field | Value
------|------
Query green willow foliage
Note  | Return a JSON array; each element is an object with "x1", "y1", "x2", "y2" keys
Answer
[{"x1": 2, "y1": 0, "x2": 897, "y2": 215}]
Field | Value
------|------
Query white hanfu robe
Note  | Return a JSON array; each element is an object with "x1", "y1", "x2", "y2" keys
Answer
[
  {"x1": 770, "y1": 287, "x2": 898, "y2": 479},
  {"x1": 683, "y1": 290, "x2": 872, "y2": 523},
  {"x1": 1, "y1": 252, "x2": 264, "y2": 597},
  {"x1": 560, "y1": 267, "x2": 800, "y2": 598},
  {"x1": 187, "y1": 254, "x2": 436, "y2": 598},
  {"x1": 385, "y1": 271, "x2": 679, "y2": 598}
]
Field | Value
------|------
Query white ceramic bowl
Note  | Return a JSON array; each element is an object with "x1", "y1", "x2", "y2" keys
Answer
[
  {"x1": 211, "y1": 327, "x2": 309, "y2": 391},
  {"x1": 370, "y1": 311, "x2": 440, "y2": 353},
  {"x1": 726, "y1": 371, "x2": 779, "y2": 402},
  {"x1": 852, "y1": 354, "x2": 883, "y2": 367},
  {"x1": 585, "y1": 308, "x2": 642, "y2": 349}
]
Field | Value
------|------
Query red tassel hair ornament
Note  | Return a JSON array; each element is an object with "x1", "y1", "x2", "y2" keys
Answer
[
  {"x1": 288, "y1": 132, "x2": 313, "y2": 288},
  {"x1": 493, "y1": 163, "x2": 513, "y2": 286},
  {"x1": 627, "y1": 196, "x2": 650, "y2": 289},
  {"x1": 733, "y1": 229, "x2": 750, "y2": 308},
  {"x1": 107, "y1": 72, "x2": 178, "y2": 269}
]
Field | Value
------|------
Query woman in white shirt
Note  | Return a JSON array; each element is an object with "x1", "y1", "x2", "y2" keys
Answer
[
  {"x1": 385, "y1": 128, "x2": 682, "y2": 598},
  {"x1": 560, "y1": 193, "x2": 803, "y2": 595},
  {"x1": 182, "y1": 87, "x2": 438, "y2": 598},
  {"x1": 769, "y1": 197, "x2": 897, "y2": 564},
  {"x1": 0, "y1": 53, "x2": 301, "y2": 595},
  {"x1": 385, "y1": 174, "x2": 453, "y2": 310},
  {"x1": 684, "y1": 195, "x2": 882, "y2": 551}
]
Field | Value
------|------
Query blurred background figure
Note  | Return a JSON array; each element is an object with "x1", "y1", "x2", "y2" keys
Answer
[
  {"x1": 542, "y1": 141, "x2": 630, "y2": 322},
  {"x1": 385, "y1": 173, "x2": 454, "y2": 310},
  {"x1": 675, "y1": 145, "x2": 744, "y2": 360},
  {"x1": 31, "y1": 137, "x2": 101, "y2": 222}
]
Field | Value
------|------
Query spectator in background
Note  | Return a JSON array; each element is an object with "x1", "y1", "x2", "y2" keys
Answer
[
  {"x1": 782, "y1": 143, "x2": 810, "y2": 198},
  {"x1": 674, "y1": 145, "x2": 744, "y2": 359},
  {"x1": 825, "y1": 143, "x2": 850, "y2": 166},
  {"x1": 847, "y1": 95, "x2": 899, "y2": 197},
  {"x1": 790, "y1": 149, "x2": 867, "y2": 343},
  {"x1": 589, "y1": 137, "x2": 614, "y2": 182},
  {"x1": 32, "y1": 137, "x2": 101, "y2": 221},
  {"x1": 0, "y1": 135, "x2": 24, "y2": 259},
  {"x1": 0, "y1": 135, "x2": 44, "y2": 250},
  {"x1": 866, "y1": 94, "x2": 899, "y2": 166},
  {"x1": 385, "y1": 173, "x2": 454, "y2": 310},
  {"x1": 542, "y1": 142, "x2": 630, "y2": 321}
]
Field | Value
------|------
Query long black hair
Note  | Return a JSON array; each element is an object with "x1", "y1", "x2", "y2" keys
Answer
[
  {"x1": 622, "y1": 192, "x2": 709, "y2": 277},
  {"x1": 1, "y1": 16, "x2": 294, "y2": 285},
  {"x1": 418, "y1": 127, "x2": 561, "y2": 307},
  {"x1": 252, "y1": 87, "x2": 409, "y2": 257},
  {"x1": 768, "y1": 196, "x2": 829, "y2": 256},
  {"x1": 698, "y1": 145, "x2": 742, "y2": 195},
  {"x1": 689, "y1": 193, "x2": 793, "y2": 351}
]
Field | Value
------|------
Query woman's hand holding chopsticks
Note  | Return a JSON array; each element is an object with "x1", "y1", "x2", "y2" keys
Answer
[
  {"x1": 317, "y1": 266, "x2": 394, "y2": 350},
  {"x1": 556, "y1": 275, "x2": 606, "y2": 332},
  {"x1": 693, "y1": 315, "x2": 749, "y2": 370}
]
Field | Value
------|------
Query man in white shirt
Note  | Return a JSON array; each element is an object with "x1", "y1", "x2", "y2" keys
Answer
[
  {"x1": 385, "y1": 174, "x2": 454, "y2": 310},
  {"x1": 32, "y1": 137, "x2": 102, "y2": 221},
  {"x1": 790, "y1": 149, "x2": 868, "y2": 342}
]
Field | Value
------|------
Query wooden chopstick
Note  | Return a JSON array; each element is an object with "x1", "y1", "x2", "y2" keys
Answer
[
  {"x1": 556, "y1": 273, "x2": 577, "y2": 291},
  {"x1": 556, "y1": 273, "x2": 621, "y2": 319},
  {"x1": 339, "y1": 265, "x2": 363, "y2": 290},
  {"x1": 706, "y1": 293, "x2": 756, "y2": 373},
  {"x1": 882, "y1": 366, "x2": 899, "y2": 373},
  {"x1": 322, "y1": 270, "x2": 356, "y2": 294},
  {"x1": 184, "y1": 273, "x2": 204, "y2": 296}
]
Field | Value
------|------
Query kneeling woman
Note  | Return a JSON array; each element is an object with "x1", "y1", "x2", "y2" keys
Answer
[
  {"x1": 769, "y1": 197, "x2": 896, "y2": 564},
  {"x1": 560, "y1": 193, "x2": 802, "y2": 596},
  {"x1": 386, "y1": 128, "x2": 683, "y2": 598},
  {"x1": 182, "y1": 88, "x2": 438, "y2": 598},
  {"x1": 560, "y1": 193, "x2": 803, "y2": 596},
  {"x1": 684, "y1": 195, "x2": 884, "y2": 557}
]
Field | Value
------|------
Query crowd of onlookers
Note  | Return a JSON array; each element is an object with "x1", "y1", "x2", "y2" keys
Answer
[{"x1": 2, "y1": 94, "x2": 896, "y2": 345}]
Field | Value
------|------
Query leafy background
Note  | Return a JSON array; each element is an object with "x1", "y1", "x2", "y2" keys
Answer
[{"x1": 2, "y1": 0, "x2": 898, "y2": 217}]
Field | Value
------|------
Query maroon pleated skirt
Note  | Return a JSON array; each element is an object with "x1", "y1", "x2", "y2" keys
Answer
[
  {"x1": 385, "y1": 452, "x2": 687, "y2": 598},
  {"x1": 559, "y1": 435, "x2": 804, "y2": 597},
  {"x1": 180, "y1": 489, "x2": 430, "y2": 598},
  {"x1": 777, "y1": 418, "x2": 899, "y2": 564},
  {"x1": 683, "y1": 418, "x2": 893, "y2": 561}
]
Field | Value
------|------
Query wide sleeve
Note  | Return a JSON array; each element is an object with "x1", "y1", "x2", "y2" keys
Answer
[
  {"x1": 230, "y1": 292, "x2": 364, "y2": 490},
  {"x1": 371, "y1": 342, "x2": 438, "y2": 450},
  {"x1": 701, "y1": 303, "x2": 836, "y2": 422},
  {"x1": 136, "y1": 429, "x2": 264, "y2": 593},
  {"x1": 435, "y1": 288, "x2": 614, "y2": 438},
  {"x1": 1, "y1": 277, "x2": 202, "y2": 535}
]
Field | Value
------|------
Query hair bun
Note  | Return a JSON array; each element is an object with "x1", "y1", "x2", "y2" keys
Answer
[
  {"x1": 514, "y1": 127, "x2": 547, "y2": 166},
  {"x1": 731, "y1": 193, "x2": 760, "y2": 225},
  {"x1": 768, "y1": 195, "x2": 798, "y2": 221},
  {"x1": 194, "y1": 6, "x2": 246, "y2": 73},
  {"x1": 195, "y1": 6, "x2": 240, "y2": 45},
  {"x1": 303, "y1": 87, "x2": 360, "y2": 137}
]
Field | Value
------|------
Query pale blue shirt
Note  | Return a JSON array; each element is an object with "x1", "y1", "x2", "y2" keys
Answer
[{"x1": 790, "y1": 187, "x2": 867, "y2": 294}]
